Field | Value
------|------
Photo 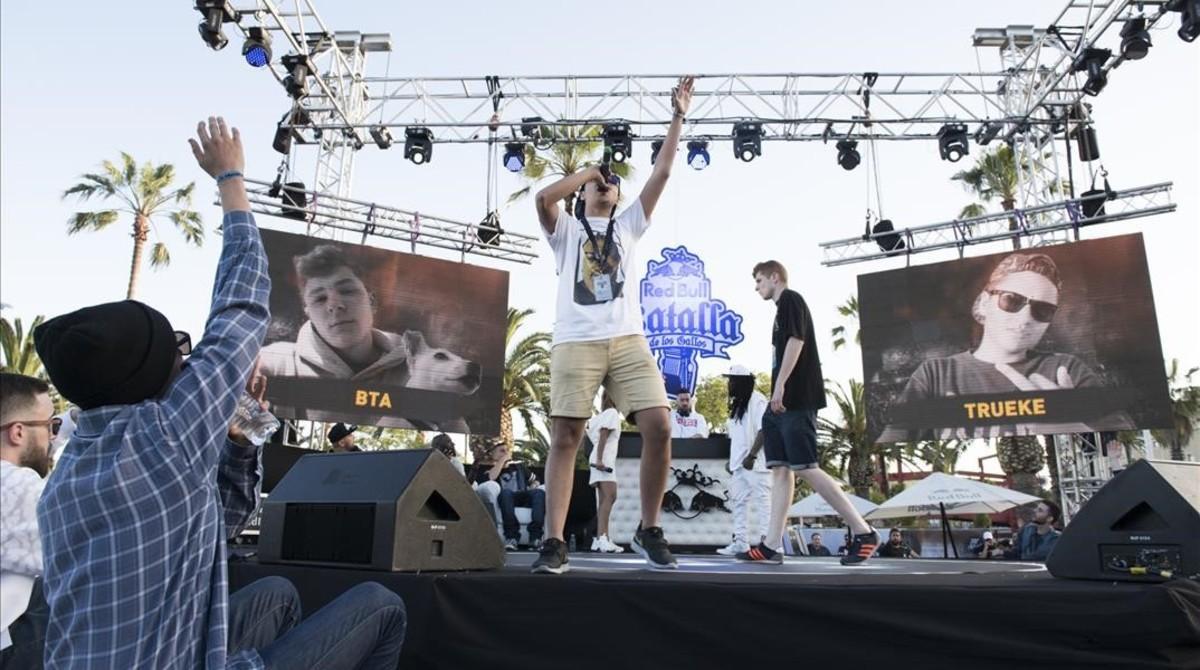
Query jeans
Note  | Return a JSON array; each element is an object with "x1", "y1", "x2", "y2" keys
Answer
[
  {"x1": 229, "y1": 577, "x2": 406, "y2": 670},
  {"x1": 497, "y1": 488, "x2": 545, "y2": 542},
  {"x1": 0, "y1": 579, "x2": 48, "y2": 670}
]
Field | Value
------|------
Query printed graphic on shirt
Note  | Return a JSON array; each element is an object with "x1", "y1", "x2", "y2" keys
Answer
[{"x1": 574, "y1": 234, "x2": 625, "y2": 305}]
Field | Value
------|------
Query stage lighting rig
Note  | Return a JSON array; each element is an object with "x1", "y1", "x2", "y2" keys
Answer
[
  {"x1": 503, "y1": 142, "x2": 526, "y2": 172},
  {"x1": 477, "y1": 211, "x2": 504, "y2": 247},
  {"x1": 1119, "y1": 17, "x2": 1152, "y2": 60},
  {"x1": 370, "y1": 126, "x2": 393, "y2": 149},
  {"x1": 1072, "y1": 48, "x2": 1111, "y2": 96},
  {"x1": 603, "y1": 123, "x2": 633, "y2": 163},
  {"x1": 1168, "y1": 0, "x2": 1200, "y2": 42},
  {"x1": 686, "y1": 141, "x2": 710, "y2": 170},
  {"x1": 836, "y1": 139, "x2": 860, "y2": 170},
  {"x1": 937, "y1": 124, "x2": 969, "y2": 162},
  {"x1": 871, "y1": 220, "x2": 906, "y2": 255},
  {"x1": 195, "y1": 0, "x2": 238, "y2": 51},
  {"x1": 975, "y1": 121, "x2": 1003, "y2": 146},
  {"x1": 733, "y1": 122, "x2": 763, "y2": 162},
  {"x1": 242, "y1": 27, "x2": 271, "y2": 67},
  {"x1": 404, "y1": 127, "x2": 434, "y2": 164},
  {"x1": 282, "y1": 54, "x2": 311, "y2": 99}
]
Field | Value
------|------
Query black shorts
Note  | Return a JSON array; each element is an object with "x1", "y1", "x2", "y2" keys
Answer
[{"x1": 762, "y1": 408, "x2": 820, "y2": 470}]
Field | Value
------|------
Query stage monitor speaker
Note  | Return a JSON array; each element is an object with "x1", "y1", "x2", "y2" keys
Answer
[
  {"x1": 258, "y1": 449, "x2": 504, "y2": 572},
  {"x1": 1046, "y1": 459, "x2": 1200, "y2": 582}
]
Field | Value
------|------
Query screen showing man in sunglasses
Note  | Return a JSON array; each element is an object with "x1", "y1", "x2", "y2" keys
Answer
[{"x1": 864, "y1": 238, "x2": 1169, "y2": 443}]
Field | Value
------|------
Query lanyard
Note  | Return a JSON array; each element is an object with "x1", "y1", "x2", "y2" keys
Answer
[{"x1": 578, "y1": 204, "x2": 618, "y2": 265}]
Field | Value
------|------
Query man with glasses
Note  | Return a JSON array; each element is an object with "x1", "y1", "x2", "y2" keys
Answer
[
  {"x1": 0, "y1": 373, "x2": 56, "y2": 668},
  {"x1": 531, "y1": 77, "x2": 694, "y2": 574},
  {"x1": 32, "y1": 118, "x2": 406, "y2": 669}
]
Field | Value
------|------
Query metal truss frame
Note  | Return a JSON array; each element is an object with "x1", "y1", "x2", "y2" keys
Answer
[
  {"x1": 1053, "y1": 433, "x2": 1113, "y2": 524},
  {"x1": 819, "y1": 181, "x2": 1175, "y2": 266}
]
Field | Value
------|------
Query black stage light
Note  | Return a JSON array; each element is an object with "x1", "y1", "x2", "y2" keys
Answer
[
  {"x1": 872, "y1": 220, "x2": 906, "y2": 255},
  {"x1": 650, "y1": 139, "x2": 664, "y2": 165},
  {"x1": 282, "y1": 54, "x2": 311, "y2": 99},
  {"x1": 1120, "y1": 17, "x2": 1152, "y2": 60},
  {"x1": 273, "y1": 121, "x2": 293, "y2": 154},
  {"x1": 836, "y1": 139, "x2": 860, "y2": 170},
  {"x1": 1072, "y1": 48, "x2": 1111, "y2": 96},
  {"x1": 503, "y1": 142, "x2": 526, "y2": 172},
  {"x1": 404, "y1": 127, "x2": 433, "y2": 165},
  {"x1": 603, "y1": 123, "x2": 633, "y2": 163},
  {"x1": 1168, "y1": 0, "x2": 1200, "y2": 42},
  {"x1": 369, "y1": 126, "x2": 393, "y2": 150},
  {"x1": 242, "y1": 26, "x2": 272, "y2": 67},
  {"x1": 272, "y1": 108, "x2": 308, "y2": 154},
  {"x1": 280, "y1": 181, "x2": 308, "y2": 221},
  {"x1": 477, "y1": 211, "x2": 503, "y2": 247},
  {"x1": 733, "y1": 121, "x2": 763, "y2": 162},
  {"x1": 195, "y1": 0, "x2": 238, "y2": 51},
  {"x1": 975, "y1": 121, "x2": 1003, "y2": 145},
  {"x1": 937, "y1": 123, "x2": 970, "y2": 162},
  {"x1": 687, "y1": 141, "x2": 710, "y2": 170},
  {"x1": 1071, "y1": 125, "x2": 1101, "y2": 162}
]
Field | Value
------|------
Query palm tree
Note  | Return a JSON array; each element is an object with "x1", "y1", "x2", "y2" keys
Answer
[
  {"x1": 818, "y1": 379, "x2": 876, "y2": 497},
  {"x1": 1151, "y1": 359, "x2": 1200, "y2": 461},
  {"x1": 0, "y1": 315, "x2": 46, "y2": 377},
  {"x1": 63, "y1": 153, "x2": 203, "y2": 299},
  {"x1": 830, "y1": 295, "x2": 860, "y2": 351},
  {"x1": 997, "y1": 435, "x2": 1044, "y2": 495},
  {"x1": 952, "y1": 144, "x2": 1021, "y2": 250},
  {"x1": 508, "y1": 125, "x2": 635, "y2": 213},
  {"x1": 497, "y1": 308, "x2": 552, "y2": 456}
]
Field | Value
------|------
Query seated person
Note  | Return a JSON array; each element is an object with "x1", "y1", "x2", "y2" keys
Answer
[
  {"x1": 1005, "y1": 501, "x2": 1062, "y2": 561},
  {"x1": 327, "y1": 422, "x2": 361, "y2": 452},
  {"x1": 806, "y1": 532, "x2": 833, "y2": 557},
  {"x1": 876, "y1": 528, "x2": 919, "y2": 558},
  {"x1": 432, "y1": 433, "x2": 500, "y2": 525},
  {"x1": 970, "y1": 530, "x2": 1006, "y2": 559},
  {"x1": 469, "y1": 441, "x2": 544, "y2": 551}
]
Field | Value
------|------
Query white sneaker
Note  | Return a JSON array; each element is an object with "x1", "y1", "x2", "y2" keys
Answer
[
  {"x1": 600, "y1": 536, "x2": 626, "y2": 553},
  {"x1": 590, "y1": 537, "x2": 602, "y2": 552},
  {"x1": 716, "y1": 540, "x2": 750, "y2": 556}
]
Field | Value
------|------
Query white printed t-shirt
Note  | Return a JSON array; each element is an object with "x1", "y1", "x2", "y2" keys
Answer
[
  {"x1": 670, "y1": 410, "x2": 710, "y2": 439},
  {"x1": 727, "y1": 391, "x2": 769, "y2": 472}
]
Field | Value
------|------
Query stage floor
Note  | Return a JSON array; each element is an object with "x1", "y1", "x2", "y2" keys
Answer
[{"x1": 229, "y1": 552, "x2": 1200, "y2": 670}]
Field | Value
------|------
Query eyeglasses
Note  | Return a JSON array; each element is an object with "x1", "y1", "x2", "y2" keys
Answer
[
  {"x1": 175, "y1": 330, "x2": 192, "y2": 356},
  {"x1": 987, "y1": 290, "x2": 1058, "y2": 323},
  {"x1": 0, "y1": 419, "x2": 60, "y2": 436}
]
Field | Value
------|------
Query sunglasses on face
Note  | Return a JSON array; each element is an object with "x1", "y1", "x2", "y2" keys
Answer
[
  {"x1": 988, "y1": 290, "x2": 1058, "y2": 323},
  {"x1": 175, "y1": 331, "x2": 192, "y2": 357}
]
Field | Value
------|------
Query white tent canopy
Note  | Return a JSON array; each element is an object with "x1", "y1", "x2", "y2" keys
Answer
[
  {"x1": 788, "y1": 492, "x2": 878, "y2": 519},
  {"x1": 866, "y1": 473, "x2": 1041, "y2": 521}
]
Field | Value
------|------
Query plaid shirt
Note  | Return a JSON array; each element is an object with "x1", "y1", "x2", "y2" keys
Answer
[{"x1": 38, "y1": 211, "x2": 271, "y2": 669}]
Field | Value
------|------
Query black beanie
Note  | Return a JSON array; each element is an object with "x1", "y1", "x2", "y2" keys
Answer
[{"x1": 34, "y1": 300, "x2": 178, "y2": 410}]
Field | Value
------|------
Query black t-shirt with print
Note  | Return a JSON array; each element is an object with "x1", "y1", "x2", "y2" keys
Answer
[{"x1": 771, "y1": 289, "x2": 826, "y2": 410}]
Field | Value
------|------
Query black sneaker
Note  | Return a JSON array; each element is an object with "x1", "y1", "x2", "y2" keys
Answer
[
  {"x1": 632, "y1": 524, "x2": 678, "y2": 570},
  {"x1": 531, "y1": 538, "x2": 569, "y2": 575},
  {"x1": 840, "y1": 529, "x2": 880, "y2": 565},
  {"x1": 735, "y1": 542, "x2": 784, "y2": 565}
]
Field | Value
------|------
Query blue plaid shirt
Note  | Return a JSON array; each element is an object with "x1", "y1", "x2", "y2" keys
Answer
[{"x1": 38, "y1": 211, "x2": 271, "y2": 669}]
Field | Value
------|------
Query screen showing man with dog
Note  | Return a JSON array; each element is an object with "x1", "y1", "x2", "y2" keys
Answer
[{"x1": 256, "y1": 230, "x2": 508, "y2": 434}]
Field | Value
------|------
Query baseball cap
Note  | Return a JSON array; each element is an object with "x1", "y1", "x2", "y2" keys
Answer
[{"x1": 723, "y1": 364, "x2": 753, "y2": 377}]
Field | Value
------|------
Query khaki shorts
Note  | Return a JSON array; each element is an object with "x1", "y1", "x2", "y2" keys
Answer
[{"x1": 550, "y1": 335, "x2": 668, "y2": 419}]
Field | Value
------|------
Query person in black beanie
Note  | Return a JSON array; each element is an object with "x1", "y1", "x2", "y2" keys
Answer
[{"x1": 33, "y1": 117, "x2": 406, "y2": 670}]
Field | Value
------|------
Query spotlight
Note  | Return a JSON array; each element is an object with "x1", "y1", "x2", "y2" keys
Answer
[
  {"x1": 603, "y1": 123, "x2": 633, "y2": 163},
  {"x1": 503, "y1": 142, "x2": 526, "y2": 172},
  {"x1": 477, "y1": 211, "x2": 504, "y2": 247},
  {"x1": 195, "y1": 0, "x2": 238, "y2": 51},
  {"x1": 1072, "y1": 48, "x2": 1111, "y2": 96},
  {"x1": 1168, "y1": 0, "x2": 1200, "y2": 42},
  {"x1": 835, "y1": 139, "x2": 860, "y2": 170},
  {"x1": 975, "y1": 121, "x2": 1003, "y2": 145},
  {"x1": 937, "y1": 123, "x2": 970, "y2": 162},
  {"x1": 733, "y1": 121, "x2": 763, "y2": 162},
  {"x1": 686, "y1": 141, "x2": 710, "y2": 170},
  {"x1": 272, "y1": 108, "x2": 308, "y2": 154},
  {"x1": 242, "y1": 26, "x2": 272, "y2": 67},
  {"x1": 369, "y1": 126, "x2": 393, "y2": 150},
  {"x1": 279, "y1": 181, "x2": 308, "y2": 221},
  {"x1": 872, "y1": 220, "x2": 906, "y2": 255},
  {"x1": 282, "y1": 54, "x2": 311, "y2": 100},
  {"x1": 404, "y1": 127, "x2": 433, "y2": 165},
  {"x1": 1071, "y1": 125, "x2": 1101, "y2": 162},
  {"x1": 650, "y1": 140, "x2": 664, "y2": 165},
  {"x1": 1120, "y1": 17, "x2": 1152, "y2": 59}
]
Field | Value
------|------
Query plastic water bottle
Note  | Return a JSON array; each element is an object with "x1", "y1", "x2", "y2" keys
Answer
[
  {"x1": 568, "y1": 533, "x2": 577, "y2": 552},
  {"x1": 232, "y1": 393, "x2": 280, "y2": 446}
]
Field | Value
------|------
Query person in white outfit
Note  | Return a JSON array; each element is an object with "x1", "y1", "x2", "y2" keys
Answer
[
  {"x1": 669, "y1": 390, "x2": 710, "y2": 439},
  {"x1": 717, "y1": 365, "x2": 772, "y2": 556},
  {"x1": 586, "y1": 392, "x2": 625, "y2": 553}
]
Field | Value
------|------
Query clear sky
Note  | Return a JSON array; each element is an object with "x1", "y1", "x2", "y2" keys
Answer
[{"x1": 3, "y1": 2, "x2": 1197, "y2": 469}]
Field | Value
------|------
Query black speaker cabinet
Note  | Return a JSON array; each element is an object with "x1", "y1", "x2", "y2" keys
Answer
[
  {"x1": 1047, "y1": 460, "x2": 1200, "y2": 582},
  {"x1": 258, "y1": 449, "x2": 504, "y2": 572}
]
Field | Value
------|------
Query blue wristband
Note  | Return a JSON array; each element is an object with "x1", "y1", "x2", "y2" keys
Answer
[{"x1": 216, "y1": 170, "x2": 243, "y2": 184}]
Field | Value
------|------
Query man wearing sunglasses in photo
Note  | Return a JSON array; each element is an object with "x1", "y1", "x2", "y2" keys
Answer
[
  {"x1": 879, "y1": 252, "x2": 1129, "y2": 442},
  {"x1": 32, "y1": 118, "x2": 405, "y2": 670},
  {"x1": 0, "y1": 373, "x2": 57, "y2": 669},
  {"x1": 530, "y1": 77, "x2": 694, "y2": 574}
]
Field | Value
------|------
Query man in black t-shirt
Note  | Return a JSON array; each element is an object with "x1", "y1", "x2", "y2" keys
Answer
[{"x1": 735, "y1": 261, "x2": 879, "y2": 567}]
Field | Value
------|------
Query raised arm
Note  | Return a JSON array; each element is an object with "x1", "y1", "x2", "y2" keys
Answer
[
  {"x1": 535, "y1": 166, "x2": 603, "y2": 235},
  {"x1": 639, "y1": 76, "x2": 694, "y2": 219}
]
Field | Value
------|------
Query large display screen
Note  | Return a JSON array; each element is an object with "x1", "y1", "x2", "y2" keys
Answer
[
  {"x1": 258, "y1": 229, "x2": 508, "y2": 434},
  {"x1": 860, "y1": 233, "x2": 1172, "y2": 444}
]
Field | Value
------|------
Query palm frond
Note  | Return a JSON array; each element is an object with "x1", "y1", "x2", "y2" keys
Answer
[
  {"x1": 169, "y1": 210, "x2": 205, "y2": 246},
  {"x1": 149, "y1": 241, "x2": 171, "y2": 268},
  {"x1": 67, "y1": 210, "x2": 119, "y2": 234}
]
